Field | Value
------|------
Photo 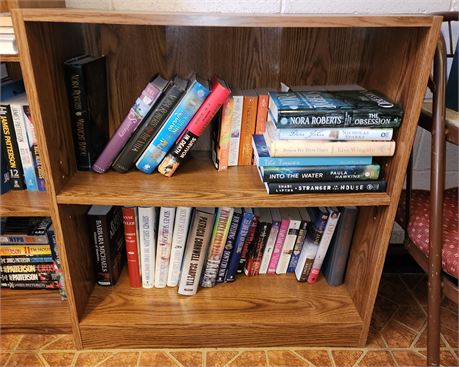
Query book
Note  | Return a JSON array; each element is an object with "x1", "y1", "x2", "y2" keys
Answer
[
  {"x1": 112, "y1": 77, "x2": 187, "y2": 172},
  {"x1": 244, "y1": 208, "x2": 272, "y2": 276},
  {"x1": 266, "y1": 118, "x2": 393, "y2": 141},
  {"x1": 8, "y1": 95, "x2": 38, "y2": 191},
  {"x1": 0, "y1": 255, "x2": 54, "y2": 264},
  {"x1": 210, "y1": 97, "x2": 233, "y2": 171},
  {"x1": 224, "y1": 208, "x2": 254, "y2": 282},
  {"x1": 259, "y1": 208, "x2": 281, "y2": 274},
  {"x1": 259, "y1": 164, "x2": 380, "y2": 183},
  {"x1": 0, "y1": 245, "x2": 52, "y2": 257},
  {"x1": 155, "y1": 207, "x2": 176, "y2": 288},
  {"x1": 0, "y1": 217, "x2": 51, "y2": 244},
  {"x1": 1, "y1": 272, "x2": 59, "y2": 282},
  {"x1": 307, "y1": 208, "x2": 341, "y2": 283},
  {"x1": 137, "y1": 207, "x2": 158, "y2": 288},
  {"x1": 201, "y1": 207, "x2": 234, "y2": 288},
  {"x1": 263, "y1": 180, "x2": 387, "y2": 194},
  {"x1": 87, "y1": 205, "x2": 125, "y2": 286},
  {"x1": 136, "y1": 75, "x2": 210, "y2": 174},
  {"x1": 167, "y1": 206, "x2": 192, "y2": 287},
  {"x1": 237, "y1": 212, "x2": 258, "y2": 273},
  {"x1": 47, "y1": 224, "x2": 66, "y2": 299},
  {"x1": 255, "y1": 90, "x2": 269, "y2": 134},
  {"x1": 322, "y1": 206, "x2": 358, "y2": 286},
  {"x1": 22, "y1": 105, "x2": 46, "y2": 191},
  {"x1": 264, "y1": 130, "x2": 396, "y2": 157},
  {"x1": 287, "y1": 208, "x2": 310, "y2": 273},
  {"x1": 1, "y1": 136, "x2": 11, "y2": 194},
  {"x1": 64, "y1": 55, "x2": 109, "y2": 170},
  {"x1": 228, "y1": 94, "x2": 244, "y2": 166},
  {"x1": 295, "y1": 208, "x2": 329, "y2": 281},
  {"x1": 122, "y1": 207, "x2": 141, "y2": 288},
  {"x1": 276, "y1": 208, "x2": 301, "y2": 274},
  {"x1": 216, "y1": 208, "x2": 242, "y2": 283},
  {"x1": 267, "y1": 209, "x2": 289, "y2": 274},
  {"x1": 1, "y1": 280, "x2": 60, "y2": 290},
  {"x1": 268, "y1": 89, "x2": 403, "y2": 128},
  {"x1": 93, "y1": 75, "x2": 169, "y2": 173},
  {"x1": 253, "y1": 135, "x2": 372, "y2": 167},
  {"x1": 0, "y1": 263, "x2": 55, "y2": 273},
  {"x1": 0, "y1": 103, "x2": 25, "y2": 189},
  {"x1": 238, "y1": 91, "x2": 258, "y2": 165},
  {"x1": 158, "y1": 78, "x2": 231, "y2": 177},
  {"x1": 178, "y1": 208, "x2": 215, "y2": 296}
]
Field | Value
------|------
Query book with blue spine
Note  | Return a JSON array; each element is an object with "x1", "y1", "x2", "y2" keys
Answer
[
  {"x1": 136, "y1": 75, "x2": 210, "y2": 174},
  {"x1": 224, "y1": 209, "x2": 254, "y2": 282},
  {"x1": 252, "y1": 135, "x2": 372, "y2": 167}
]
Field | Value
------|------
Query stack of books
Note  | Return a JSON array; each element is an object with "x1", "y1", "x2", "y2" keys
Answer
[
  {"x1": 0, "y1": 217, "x2": 66, "y2": 297},
  {"x1": 0, "y1": 14, "x2": 16, "y2": 55},
  {"x1": 87, "y1": 205, "x2": 358, "y2": 296},
  {"x1": 253, "y1": 86, "x2": 403, "y2": 194}
]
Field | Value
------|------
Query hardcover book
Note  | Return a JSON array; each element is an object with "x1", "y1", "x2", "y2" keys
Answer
[
  {"x1": 210, "y1": 98, "x2": 233, "y2": 171},
  {"x1": 259, "y1": 208, "x2": 281, "y2": 274},
  {"x1": 287, "y1": 208, "x2": 310, "y2": 273},
  {"x1": 276, "y1": 208, "x2": 301, "y2": 274},
  {"x1": 64, "y1": 55, "x2": 109, "y2": 170},
  {"x1": 0, "y1": 263, "x2": 55, "y2": 273},
  {"x1": 244, "y1": 208, "x2": 272, "y2": 276},
  {"x1": 155, "y1": 207, "x2": 176, "y2": 288},
  {"x1": 255, "y1": 90, "x2": 270, "y2": 134},
  {"x1": 93, "y1": 75, "x2": 169, "y2": 173},
  {"x1": 178, "y1": 208, "x2": 215, "y2": 296},
  {"x1": 122, "y1": 206, "x2": 141, "y2": 288},
  {"x1": 0, "y1": 255, "x2": 54, "y2": 264},
  {"x1": 268, "y1": 89, "x2": 403, "y2": 128},
  {"x1": 47, "y1": 224, "x2": 66, "y2": 299},
  {"x1": 238, "y1": 90, "x2": 258, "y2": 165},
  {"x1": 237, "y1": 212, "x2": 258, "y2": 274},
  {"x1": 1, "y1": 280, "x2": 60, "y2": 290},
  {"x1": 1, "y1": 272, "x2": 59, "y2": 282},
  {"x1": 87, "y1": 205, "x2": 125, "y2": 286},
  {"x1": 1, "y1": 137, "x2": 11, "y2": 194},
  {"x1": 136, "y1": 75, "x2": 210, "y2": 174},
  {"x1": 0, "y1": 245, "x2": 52, "y2": 256},
  {"x1": 267, "y1": 209, "x2": 289, "y2": 274},
  {"x1": 263, "y1": 180, "x2": 387, "y2": 194},
  {"x1": 0, "y1": 217, "x2": 51, "y2": 244},
  {"x1": 228, "y1": 94, "x2": 244, "y2": 166},
  {"x1": 137, "y1": 207, "x2": 158, "y2": 288}
]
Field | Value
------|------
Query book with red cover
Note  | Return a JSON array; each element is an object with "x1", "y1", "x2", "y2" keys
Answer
[
  {"x1": 158, "y1": 78, "x2": 231, "y2": 177},
  {"x1": 122, "y1": 207, "x2": 141, "y2": 288}
]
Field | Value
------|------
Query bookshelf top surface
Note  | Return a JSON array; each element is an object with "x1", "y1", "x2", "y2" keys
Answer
[
  {"x1": 16, "y1": 8, "x2": 437, "y2": 28},
  {"x1": 0, "y1": 190, "x2": 50, "y2": 217}
]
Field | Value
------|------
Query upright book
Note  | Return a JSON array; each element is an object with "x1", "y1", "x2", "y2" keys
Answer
[
  {"x1": 137, "y1": 206, "x2": 158, "y2": 288},
  {"x1": 155, "y1": 207, "x2": 176, "y2": 288},
  {"x1": 122, "y1": 207, "x2": 141, "y2": 288},
  {"x1": 64, "y1": 55, "x2": 109, "y2": 170},
  {"x1": 276, "y1": 208, "x2": 301, "y2": 274},
  {"x1": 238, "y1": 90, "x2": 258, "y2": 165},
  {"x1": 210, "y1": 97, "x2": 233, "y2": 171},
  {"x1": 244, "y1": 208, "x2": 272, "y2": 276},
  {"x1": 287, "y1": 208, "x2": 310, "y2": 273},
  {"x1": 259, "y1": 208, "x2": 281, "y2": 275}
]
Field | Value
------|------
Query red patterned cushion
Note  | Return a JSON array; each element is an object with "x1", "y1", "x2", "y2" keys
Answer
[{"x1": 397, "y1": 188, "x2": 458, "y2": 279}]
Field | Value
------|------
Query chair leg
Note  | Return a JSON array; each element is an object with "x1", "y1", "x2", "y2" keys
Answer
[{"x1": 427, "y1": 36, "x2": 446, "y2": 367}]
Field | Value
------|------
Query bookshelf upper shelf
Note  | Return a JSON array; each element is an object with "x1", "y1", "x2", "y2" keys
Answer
[
  {"x1": 0, "y1": 190, "x2": 50, "y2": 217},
  {"x1": 0, "y1": 54, "x2": 20, "y2": 62},
  {"x1": 15, "y1": 9, "x2": 437, "y2": 28}
]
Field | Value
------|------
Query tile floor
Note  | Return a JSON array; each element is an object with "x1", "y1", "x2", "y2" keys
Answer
[{"x1": 1, "y1": 273, "x2": 458, "y2": 367}]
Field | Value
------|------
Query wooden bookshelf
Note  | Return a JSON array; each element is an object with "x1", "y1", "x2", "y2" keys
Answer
[
  {"x1": 0, "y1": 190, "x2": 50, "y2": 216},
  {"x1": 0, "y1": 54, "x2": 20, "y2": 62},
  {"x1": 10, "y1": 9, "x2": 441, "y2": 349}
]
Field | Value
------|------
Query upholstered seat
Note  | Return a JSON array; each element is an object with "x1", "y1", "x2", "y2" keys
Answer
[{"x1": 422, "y1": 102, "x2": 459, "y2": 144}]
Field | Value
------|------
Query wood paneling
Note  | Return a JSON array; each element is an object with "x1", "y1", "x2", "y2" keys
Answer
[{"x1": 0, "y1": 190, "x2": 49, "y2": 217}]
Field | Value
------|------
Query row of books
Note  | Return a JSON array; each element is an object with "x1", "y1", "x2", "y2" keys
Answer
[
  {"x1": 1, "y1": 85, "x2": 46, "y2": 193},
  {"x1": 252, "y1": 86, "x2": 403, "y2": 194},
  {"x1": 88, "y1": 205, "x2": 358, "y2": 296},
  {"x1": 0, "y1": 217, "x2": 66, "y2": 298},
  {"x1": 64, "y1": 55, "x2": 230, "y2": 177}
]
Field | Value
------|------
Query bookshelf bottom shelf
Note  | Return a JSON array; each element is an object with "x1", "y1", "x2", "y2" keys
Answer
[{"x1": 79, "y1": 269, "x2": 364, "y2": 348}]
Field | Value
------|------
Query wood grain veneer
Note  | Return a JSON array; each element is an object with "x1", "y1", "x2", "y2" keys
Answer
[
  {"x1": 0, "y1": 190, "x2": 50, "y2": 217},
  {"x1": 0, "y1": 54, "x2": 20, "y2": 62}
]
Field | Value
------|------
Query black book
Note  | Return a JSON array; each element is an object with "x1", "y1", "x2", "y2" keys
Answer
[
  {"x1": 0, "y1": 217, "x2": 51, "y2": 244},
  {"x1": 322, "y1": 206, "x2": 358, "y2": 286},
  {"x1": 64, "y1": 55, "x2": 109, "y2": 170},
  {"x1": 87, "y1": 205, "x2": 125, "y2": 286},
  {"x1": 1, "y1": 128, "x2": 11, "y2": 194},
  {"x1": 111, "y1": 77, "x2": 188, "y2": 172},
  {"x1": 0, "y1": 103, "x2": 25, "y2": 189},
  {"x1": 263, "y1": 180, "x2": 386, "y2": 195}
]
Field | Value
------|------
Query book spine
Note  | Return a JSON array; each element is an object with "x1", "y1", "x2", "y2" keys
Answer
[
  {"x1": 178, "y1": 209, "x2": 215, "y2": 296},
  {"x1": 238, "y1": 95, "x2": 258, "y2": 165},
  {"x1": 262, "y1": 164, "x2": 380, "y2": 183},
  {"x1": 247, "y1": 222, "x2": 271, "y2": 276},
  {"x1": 201, "y1": 207, "x2": 234, "y2": 288},
  {"x1": 89, "y1": 213, "x2": 112, "y2": 286},
  {"x1": 0, "y1": 245, "x2": 52, "y2": 256},
  {"x1": 9, "y1": 103, "x2": 38, "y2": 191},
  {"x1": 0, "y1": 263, "x2": 55, "y2": 273},
  {"x1": 1, "y1": 141, "x2": 11, "y2": 194},
  {"x1": 215, "y1": 98, "x2": 234, "y2": 171},
  {"x1": 287, "y1": 220, "x2": 308, "y2": 273},
  {"x1": 228, "y1": 95, "x2": 244, "y2": 166},
  {"x1": 1, "y1": 280, "x2": 60, "y2": 290},
  {"x1": 216, "y1": 210, "x2": 242, "y2": 283},
  {"x1": 307, "y1": 209, "x2": 341, "y2": 283},
  {"x1": 93, "y1": 82, "x2": 162, "y2": 173},
  {"x1": 137, "y1": 207, "x2": 157, "y2": 288},
  {"x1": 167, "y1": 207, "x2": 192, "y2": 287},
  {"x1": 158, "y1": 79, "x2": 231, "y2": 177},
  {"x1": 122, "y1": 207, "x2": 141, "y2": 288},
  {"x1": 0, "y1": 234, "x2": 49, "y2": 244},
  {"x1": 255, "y1": 94, "x2": 269, "y2": 134},
  {"x1": 259, "y1": 220, "x2": 280, "y2": 274},
  {"x1": 22, "y1": 105, "x2": 46, "y2": 191},
  {"x1": 136, "y1": 81, "x2": 210, "y2": 174},
  {"x1": 266, "y1": 180, "x2": 386, "y2": 194},
  {"x1": 47, "y1": 225, "x2": 66, "y2": 299},
  {"x1": 0, "y1": 255, "x2": 54, "y2": 264},
  {"x1": 237, "y1": 216, "x2": 258, "y2": 273},
  {"x1": 112, "y1": 84, "x2": 184, "y2": 172},
  {"x1": 267, "y1": 219, "x2": 289, "y2": 274},
  {"x1": 154, "y1": 207, "x2": 176, "y2": 288},
  {"x1": 0, "y1": 104, "x2": 25, "y2": 189},
  {"x1": 276, "y1": 219, "x2": 300, "y2": 274},
  {"x1": 1, "y1": 272, "x2": 58, "y2": 282}
]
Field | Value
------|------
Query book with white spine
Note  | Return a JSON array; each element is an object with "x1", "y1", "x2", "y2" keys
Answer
[
  {"x1": 167, "y1": 206, "x2": 193, "y2": 287},
  {"x1": 259, "y1": 209, "x2": 281, "y2": 274},
  {"x1": 228, "y1": 94, "x2": 244, "y2": 166},
  {"x1": 276, "y1": 208, "x2": 302, "y2": 274},
  {"x1": 178, "y1": 208, "x2": 215, "y2": 296},
  {"x1": 138, "y1": 207, "x2": 158, "y2": 288},
  {"x1": 154, "y1": 207, "x2": 176, "y2": 288}
]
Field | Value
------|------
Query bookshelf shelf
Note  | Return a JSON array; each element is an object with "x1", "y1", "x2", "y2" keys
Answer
[
  {"x1": 79, "y1": 269, "x2": 362, "y2": 348},
  {"x1": 10, "y1": 8, "x2": 441, "y2": 349},
  {"x1": 0, "y1": 54, "x2": 20, "y2": 62},
  {"x1": 0, "y1": 190, "x2": 50, "y2": 217},
  {"x1": 1, "y1": 289, "x2": 72, "y2": 333},
  {"x1": 56, "y1": 156, "x2": 392, "y2": 208}
]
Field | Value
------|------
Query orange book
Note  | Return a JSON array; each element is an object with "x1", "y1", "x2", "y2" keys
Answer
[
  {"x1": 215, "y1": 97, "x2": 234, "y2": 171},
  {"x1": 238, "y1": 91, "x2": 258, "y2": 166},
  {"x1": 255, "y1": 91, "x2": 269, "y2": 134}
]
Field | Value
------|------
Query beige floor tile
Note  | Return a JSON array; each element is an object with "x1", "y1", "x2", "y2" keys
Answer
[
  {"x1": 392, "y1": 350, "x2": 426, "y2": 367},
  {"x1": 5, "y1": 352, "x2": 45, "y2": 367},
  {"x1": 169, "y1": 351, "x2": 202, "y2": 367},
  {"x1": 74, "y1": 351, "x2": 113, "y2": 367},
  {"x1": 357, "y1": 351, "x2": 395, "y2": 367},
  {"x1": 227, "y1": 351, "x2": 267, "y2": 367},
  {"x1": 419, "y1": 349, "x2": 459, "y2": 367},
  {"x1": 16, "y1": 335, "x2": 59, "y2": 351},
  {"x1": 267, "y1": 350, "x2": 308, "y2": 367},
  {"x1": 40, "y1": 352, "x2": 75, "y2": 367},
  {"x1": 97, "y1": 352, "x2": 139, "y2": 367},
  {"x1": 393, "y1": 305, "x2": 426, "y2": 332},
  {"x1": 206, "y1": 351, "x2": 239, "y2": 367},
  {"x1": 366, "y1": 327, "x2": 386, "y2": 348},
  {"x1": 331, "y1": 350, "x2": 364, "y2": 367},
  {"x1": 0, "y1": 335, "x2": 22, "y2": 351},
  {"x1": 294, "y1": 350, "x2": 332, "y2": 367},
  {"x1": 42, "y1": 335, "x2": 76, "y2": 351},
  {"x1": 415, "y1": 326, "x2": 446, "y2": 348},
  {"x1": 139, "y1": 352, "x2": 179, "y2": 367},
  {"x1": 381, "y1": 320, "x2": 418, "y2": 348},
  {"x1": 371, "y1": 295, "x2": 399, "y2": 331},
  {"x1": 0, "y1": 353, "x2": 11, "y2": 367}
]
